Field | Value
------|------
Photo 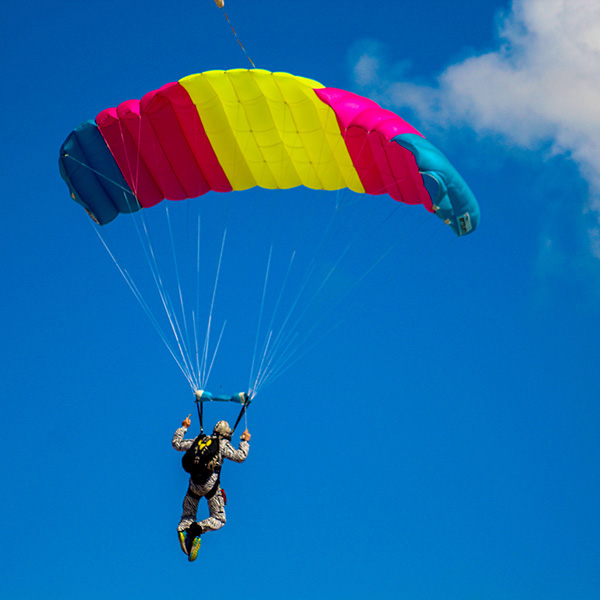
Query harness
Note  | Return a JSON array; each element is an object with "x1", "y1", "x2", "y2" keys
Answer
[{"x1": 187, "y1": 477, "x2": 221, "y2": 500}]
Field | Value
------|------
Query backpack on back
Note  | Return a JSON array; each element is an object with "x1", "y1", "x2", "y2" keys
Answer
[{"x1": 182, "y1": 434, "x2": 221, "y2": 483}]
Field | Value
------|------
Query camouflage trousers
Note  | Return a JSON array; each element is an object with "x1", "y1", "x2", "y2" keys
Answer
[{"x1": 177, "y1": 476, "x2": 226, "y2": 534}]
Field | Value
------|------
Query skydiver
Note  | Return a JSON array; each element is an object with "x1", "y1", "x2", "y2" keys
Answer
[{"x1": 172, "y1": 400, "x2": 250, "y2": 562}]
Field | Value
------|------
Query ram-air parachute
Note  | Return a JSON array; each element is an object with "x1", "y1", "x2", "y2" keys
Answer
[{"x1": 59, "y1": 69, "x2": 479, "y2": 394}]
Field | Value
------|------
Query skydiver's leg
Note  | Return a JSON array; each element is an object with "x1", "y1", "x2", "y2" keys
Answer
[
  {"x1": 178, "y1": 484, "x2": 202, "y2": 532},
  {"x1": 196, "y1": 487, "x2": 227, "y2": 533}
]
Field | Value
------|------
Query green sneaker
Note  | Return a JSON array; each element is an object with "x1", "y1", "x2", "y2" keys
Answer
[
  {"x1": 188, "y1": 535, "x2": 201, "y2": 562},
  {"x1": 178, "y1": 530, "x2": 188, "y2": 555}
]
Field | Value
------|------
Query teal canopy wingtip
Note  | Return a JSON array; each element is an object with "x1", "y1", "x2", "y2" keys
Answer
[{"x1": 393, "y1": 133, "x2": 480, "y2": 237}]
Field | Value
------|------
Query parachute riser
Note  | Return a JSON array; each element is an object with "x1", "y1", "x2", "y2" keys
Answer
[
  {"x1": 195, "y1": 397, "x2": 204, "y2": 435},
  {"x1": 231, "y1": 397, "x2": 251, "y2": 435}
]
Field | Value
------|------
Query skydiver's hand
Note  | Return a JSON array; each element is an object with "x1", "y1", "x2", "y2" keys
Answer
[
  {"x1": 241, "y1": 429, "x2": 251, "y2": 441},
  {"x1": 182, "y1": 414, "x2": 191, "y2": 428}
]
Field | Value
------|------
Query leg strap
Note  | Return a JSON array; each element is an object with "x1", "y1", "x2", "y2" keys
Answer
[
  {"x1": 187, "y1": 487, "x2": 201, "y2": 501},
  {"x1": 205, "y1": 477, "x2": 221, "y2": 500}
]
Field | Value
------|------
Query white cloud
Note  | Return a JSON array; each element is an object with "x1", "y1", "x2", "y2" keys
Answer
[
  {"x1": 353, "y1": 0, "x2": 600, "y2": 257},
  {"x1": 353, "y1": 43, "x2": 382, "y2": 87},
  {"x1": 441, "y1": 0, "x2": 600, "y2": 194}
]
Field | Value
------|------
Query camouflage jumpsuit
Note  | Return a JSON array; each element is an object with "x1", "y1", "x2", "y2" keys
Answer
[{"x1": 172, "y1": 426, "x2": 249, "y2": 533}]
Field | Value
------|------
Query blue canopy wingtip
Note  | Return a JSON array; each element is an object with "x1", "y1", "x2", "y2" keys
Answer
[{"x1": 393, "y1": 133, "x2": 480, "y2": 236}]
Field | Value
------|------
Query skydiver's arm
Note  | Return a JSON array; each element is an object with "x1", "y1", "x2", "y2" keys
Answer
[
  {"x1": 221, "y1": 438, "x2": 249, "y2": 463},
  {"x1": 172, "y1": 423, "x2": 194, "y2": 452}
]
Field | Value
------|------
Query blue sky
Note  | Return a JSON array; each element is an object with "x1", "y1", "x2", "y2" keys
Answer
[{"x1": 2, "y1": 1, "x2": 600, "y2": 599}]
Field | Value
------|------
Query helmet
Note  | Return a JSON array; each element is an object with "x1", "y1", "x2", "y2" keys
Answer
[{"x1": 213, "y1": 420, "x2": 232, "y2": 439}]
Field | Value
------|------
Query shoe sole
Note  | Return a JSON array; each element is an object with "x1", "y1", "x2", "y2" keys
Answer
[
  {"x1": 178, "y1": 531, "x2": 189, "y2": 555},
  {"x1": 188, "y1": 537, "x2": 201, "y2": 562}
]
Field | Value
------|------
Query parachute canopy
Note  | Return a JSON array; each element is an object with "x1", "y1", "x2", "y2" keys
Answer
[{"x1": 59, "y1": 69, "x2": 479, "y2": 237}]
